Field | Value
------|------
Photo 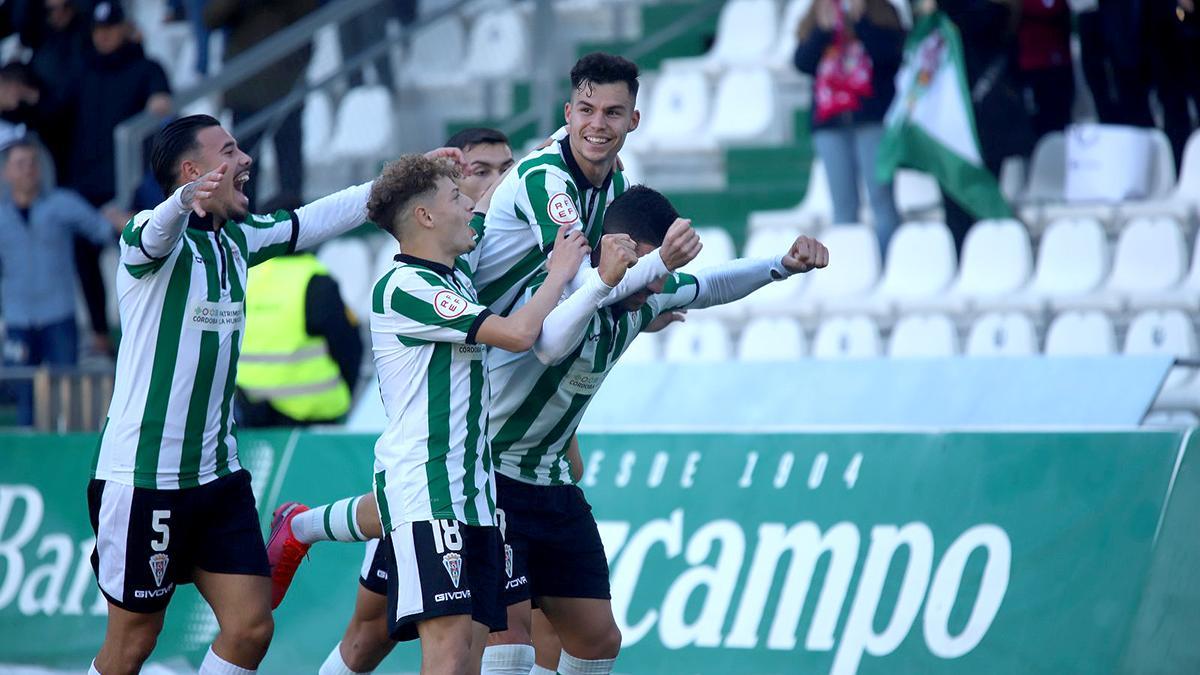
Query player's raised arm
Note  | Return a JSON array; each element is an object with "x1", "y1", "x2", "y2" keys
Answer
[
  {"x1": 474, "y1": 225, "x2": 591, "y2": 352},
  {"x1": 566, "y1": 216, "x2": 703, "y2": 308},
  {"x1": 685, "y1": 234, "x2": 829, "y2": 310}
]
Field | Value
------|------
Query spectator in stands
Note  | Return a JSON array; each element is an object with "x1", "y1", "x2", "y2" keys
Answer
[
  {"x1": 1076, "y1": 0, "x2": 1155, "y2": 128},
  {"x1": 0, "y1": 64, "x2": 47, "y2": 147},
  {"x1": 1145, "y1": 0, "x2": 1200, "y2": 169},
  {"x1": 234, "y1": 193, "x2": 364, "y2": 428},
  {"x1": 795, "y1": 0, "x2": 905, "y2": 253},
  {"x1": 63, "y1": 0, "x2": 172, "y2": 355},
  {"x1": 25, "y1": 0, "x2": 93, "y2": 179},
  {"x1": 0, "y1": 138, "x2": 118, "y2": 426},
  {"x1": 338, "y1": 0, "x2": 416, "y2": 88},
  {"x1": 205, "y1": 0, "x2": 316, "y2": 209},
  {"x1": 1017, "y1": 0, "x2": 1074, "y2": 141},
  {"x1": 930, "y1": 0, "x2": 1032, "y2": 256},
  {"x1": 168, "y1": 0, "x2": 212, "y2": 75}
]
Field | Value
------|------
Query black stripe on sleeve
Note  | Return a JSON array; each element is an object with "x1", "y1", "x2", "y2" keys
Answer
[
  {"x1": 286, "y1": 209, "x2": 300, "y2": 254},
  {"x1": 465, "y1": 309, "x2": 493, "y2": 345}
]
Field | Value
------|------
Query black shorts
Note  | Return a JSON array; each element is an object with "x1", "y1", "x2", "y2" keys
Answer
[
  {"x1": 360, "y1": 538, "x2": 389, "y2": 595},
  {"x1": 495, "y1": 473, "x2": 611, "y2": 607},
  {"x1": 87, "y1": 470, "x2": 269, "y2": 613},
  {"x1": 384, "y1": 520, "x2": 506, "y2": 642}
]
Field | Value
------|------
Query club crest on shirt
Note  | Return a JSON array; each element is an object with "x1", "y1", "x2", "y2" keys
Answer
[
  {"x1": 149, "y1": 553, "x2": 169, "y2": 587},
  {"x1": 433, "y1": 290, "x2": 468, "y2": 319},
  {"x1": 442, "y1": 552, "x2": 463, "y2": 588},
  {"x1": 547, "y1": 192, "x2": 578, "y2": 225},
  {"x1": 504, "y1": 544, "x2": 514, "y2": 579}
]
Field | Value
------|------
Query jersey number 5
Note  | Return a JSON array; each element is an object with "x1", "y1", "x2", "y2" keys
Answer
[{"x1": 151, "y1": 510, "x2": 171, "y2": 552}]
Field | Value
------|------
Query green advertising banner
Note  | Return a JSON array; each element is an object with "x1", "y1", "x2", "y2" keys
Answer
[{"x1": 1, "y1": 430, "x2": 1196, "y2": 674}]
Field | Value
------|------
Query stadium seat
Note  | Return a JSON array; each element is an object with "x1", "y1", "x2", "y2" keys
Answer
[
  {"x1": 864, "y1": 221, "x2": 957, "y2": 318},
  {"x1": 1043, "y1": 311, "x2": 1117, "y2": 356},
  {"x1": 887, "y1": 314, "x2": 959, "y2": 357},
  {"x1": 805, "y1": 224, "x2": 881, "y2": 318},
  {"x1": 1122, "y1": 128, "x2": 1200, "y2": 221},
  {"x1": 662, "y1": 319, "x2": 733, "y2": 362},
  {"x1": 667, "y1": 0, "x2": 778, "y2": 73},
  {"x1": 1124, "y1": 310, "x2": 1198, "y2": 392},
  {"x1": 641, "y1": 70, "x2": 711, "y2": 151},
  {"x1": 317, "y1": 238, "x2": 374, "y2": 322},
  {"x1": 306, "y1": 25, "x2": 342, "y2": 85},
  {"x1": 768, "y1": 0, "x2": 813, "y2": 70},
  {"x1": 914, "y1": 219, "x2": 1032, "y2": 314},
  {"x1": 965, "y1": 313, "x2": 1038, "y2": 357},
  {"x1": 993, "y1": 217, "x2": 1108, "y2": 313},
  {"x1": 736, "y1": 317, "x2": 806, "y2": 361},
  {"x1": 401, "y1": 15, "x2": 467, "y2": 88},
  {"x1": 737, "y1": 227, "x2": 808, "y2": 318},
  {"x1": 1137, "y1": 233, "x2": 1200, "y2": 312},
  {"x1": 811, "y1": 315, "x2": 882, "y2": 359},
  {"x1": 680, "y1": 228, "x2": 740, "y2": 320},
  {"x1": 329, "y1": 86, "x2": 395, "y2": 160},
  {"x1": 301, "y1": 91, "x2": 335, "y2": 164},
  {"x1": 1142, "y1": 410, "x2": 1200, "y2": 427},
  {"x1": 703, "y1": 68, "x2": 777, "y2": 147},
  {"x1": 1019, "y1": 132, "x2": 1065, "y2": 216},
  {"x1": 1060, "y1": 216, "x2": 1187, "y2": 313},
  {"x1": 894, "y1": 169, "x2": 942, "y2": 219},
  {"x1": 462, "y1": 8, "x2": 527, "y2": 79},
  {"x1": 748, "y1": 160, "x2": 833, "y2": 231}
]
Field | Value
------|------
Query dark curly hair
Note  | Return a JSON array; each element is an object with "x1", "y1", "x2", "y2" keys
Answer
[
  {"x1": 570, "y1": 52, "x2": 639, "y2": 100},
  {"x1": 368, "y1": 154, "x2": 460, "y2": 239}
]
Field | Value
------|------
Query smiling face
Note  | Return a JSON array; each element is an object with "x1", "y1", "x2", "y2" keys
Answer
[
  {"x1": 458, "y1": 142, "x2": 513, "y2": 203},
  {"x1": 565, "y1": 80, "x2": 639, "y2": 182},
  {"x1": 181, "y1": 125, "x2": 253, "y2": 221}
]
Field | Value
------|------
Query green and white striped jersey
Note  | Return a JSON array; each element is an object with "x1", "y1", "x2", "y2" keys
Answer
[
  {"x1": 488, "y1": 272, "x2": 700, "y2": 486},
  {"x1": 474, "y1": 137, "x2": 628, "y2": 315},
  {"x1": 93, "y1": 182, "x2": 372, "y2": 489},
  {"x1": 371, "y1": 254, "x2": 496, "y2": 529}
]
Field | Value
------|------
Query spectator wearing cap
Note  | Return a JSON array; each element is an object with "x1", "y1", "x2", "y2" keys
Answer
[
  {"x1": 61, "y1": 0, "x2": 171, "y2": 354},
  {"x1": 205, "y1": 0, "x2": 316, "y2": 209},
  {"x1": 0, "y1": 137, "x2": 120, "y2": 426}
]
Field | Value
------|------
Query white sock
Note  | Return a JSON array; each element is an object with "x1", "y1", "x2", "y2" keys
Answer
[
  {"x1": 480, "y1": 644, "x2": 535, "y2": 675},
  {"x1": 530, "y1": 666, "x2": 556, "y2": 675},
  {"x1": 199, "y1": 647, "x2": 255, "y2": 675},
  {"x1": 88, "y1": 660, "x2": 101, "y2": 675},
  {"x1": 555, "y1": 651, "x2": 615, "y2": 675},
  {"x1": 292, "y1": 496, "x2": 366, "y2": 544},
  {"x1": 319, "y1": 642, "x2": 371, "y2": 675}
]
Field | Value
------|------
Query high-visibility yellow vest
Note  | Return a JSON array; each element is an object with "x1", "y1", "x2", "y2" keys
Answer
[{"x1": 238, "y1": 254, "x2": 351, "y2": 421}]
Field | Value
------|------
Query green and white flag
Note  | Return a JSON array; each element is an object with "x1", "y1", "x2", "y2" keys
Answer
[{"x1": 876, "y1": 11, "x2": 1012, "y2": 220}]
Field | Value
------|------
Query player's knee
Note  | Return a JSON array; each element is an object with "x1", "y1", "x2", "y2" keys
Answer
[
  {"x1": 231, "y1": 612, "x2": 275, "y2": 655},
  {"x1": 342, "y1": 617, "x2": 391, "y2": 672},
  {"x1": 578, "y1": 622, "x2": 621, "y2": 660},
  {"x1": 107, "y1": 630, "x2": 158, "y2": 672}
]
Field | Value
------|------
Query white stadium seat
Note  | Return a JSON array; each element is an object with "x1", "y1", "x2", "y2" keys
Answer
[
  {"x1": 894, "y1": 169, "x2": 942, "y2": 219},
  {"x1": 1123, "y1": 128, "x2": 1200, "y2": 221},
  {"x1": 994, "y1": 217, "x2": 1107, "y2": 313},
  {"x1": 965, "y1": 313, "x2": 1038, "y2": 357},
  {"x1": 317, "y1": 238, "x2": 374, "y2": 322},
  {"x1": 301, "y1": 91, "x2": 335, "y2": 164},
  {"x1": 402, "y1": 15, "x2": 467, "y2": 87},
  {"x1": 739, "y1": 227, "x2": 807, "y2": 318},
  {"x1": 769, "y1": 0, "x2": 813, "y2": 70},
  {"x1": 1019, "y1": 132, "x2": 1065, "y2": 211},
  {"x1": 1043, "y1": 311, "x2": 1117, "y2": 356},
  {"x1": 1124, "y1": 310, "x2": 1198, "y2": 392},
  {"x1": 681, "y1": 228, "x2": 740, "y2": 321},
  {"x1": 748, "y1": 160, "x2": 834, "y2": 231},
  {"x1": 806, "y1": 224, "x2": 881, "y2": 318},
  {"x1": 736, "y1": 318, "x2": 806, "y2": 361},
  {"x1": 641, "y1": 70, "x2": 711, "y2": 151},
  {"x1": 307, "y1": 25, "x2": 343, "y2": 84},
  {"x1": 679, "y1": 0, "x2": 778, "y2": 72},
  {"x1": 914, "y1": 219, "x2": 1032, "y2": 314},
  {"x1": 867, "y1": 221, "x2": 957, "y2": 318},
  {"x1": 663, "y1": 319, "x2": 733, "y2": 362},
  {"x1": 463, "y1": 8, "x2": 527, "y2": 79},
  {"x1": 1137, "y1": 233, "x2": 1200, "y2": 312},
  {"x1": 812, "y1": 316, "x2": 882, "y2": 359},
  {"x1": 887, "y1": 314, "x2": 959, "y2": 358},
  {"x1": 1143, "y1": 410, "x2": 1200, "y2": 428},
  {"x1": 704, "y1": 67, "x2": 777, "y2": 147},
  {"x1": 1061, "y1": 216, "x2": 1187, "y2": 313},
  {"x1": 329, "y1": 86, "x2": 395, "y2": 159}
]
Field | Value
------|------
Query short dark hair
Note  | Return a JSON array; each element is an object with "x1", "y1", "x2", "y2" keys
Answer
[
  {"x1": 368, "y1": 154, "x2": 461, "y2": 239},
  {"x1": 603, "y1": 185, "x2": 677, "y2": 246},
  {"x1": 150, "y1": 114, "x2": 222, "y2": 194},
  {"x1": 570, "y1": 52, "x2": 639, "y2": 100},
  {"x1": 444, "y1": 127, "x2": 509, "y2": 152}
]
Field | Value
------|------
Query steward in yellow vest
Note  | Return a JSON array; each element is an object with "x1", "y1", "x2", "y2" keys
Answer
[{"x1": 236, "y1": 252, "x2": 362, "y2": 426}]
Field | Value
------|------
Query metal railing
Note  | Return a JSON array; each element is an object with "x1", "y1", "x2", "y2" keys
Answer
[{"x1": 1, "y1": 365, "x2": 114, "y2": 432}]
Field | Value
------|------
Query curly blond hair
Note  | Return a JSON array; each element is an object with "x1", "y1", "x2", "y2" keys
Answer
[{"x1": 368, "y1": 154, "x2": 460, "y2": 238}]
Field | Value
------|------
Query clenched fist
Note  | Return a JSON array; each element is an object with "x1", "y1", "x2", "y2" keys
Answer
[
  {"x1": 660, "y1": 218, "x2": 703, "y2": 271},
  {"x1": 547, "y1": 225, "x2": 591, "y2": 281},
  {"x1": 597, "y1": 234, "x2": 638, "y2": 286},
  {"x1": 781, "y1": 235, "x2": 829, "y2": 274}
]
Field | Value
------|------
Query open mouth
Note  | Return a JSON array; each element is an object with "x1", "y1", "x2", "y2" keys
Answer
[
  {"x1": 234, "y1": 172, "x2": 250, "y2": 193},
  {"x1": 583, "y1": 135, "x2": 612, "y2": 148}
]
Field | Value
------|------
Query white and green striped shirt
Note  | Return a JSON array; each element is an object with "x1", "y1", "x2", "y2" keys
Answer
[
  {"x1": 488, "y1": 272, "x2": 700, "y2": 486},
  {"x1": 474, "y1": 137, "x2": 628, "y2": 315},
  {"x1": 92, "y1": 182, "x2": 372, "y2": 489},
  {"x1": 371, "y1": 254, "x2": 496, "y2": 529}
]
